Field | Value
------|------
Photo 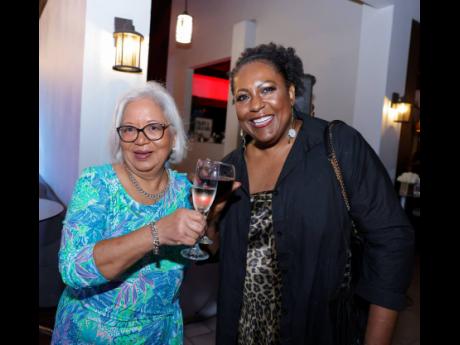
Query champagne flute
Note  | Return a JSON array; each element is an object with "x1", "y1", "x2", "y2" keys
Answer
[
  {"x1": 181, "y1": 159, "x2": 219, "y2": 260},
  {"x1": 198, "y1": 161, "x2": 236, "y2": 245}
]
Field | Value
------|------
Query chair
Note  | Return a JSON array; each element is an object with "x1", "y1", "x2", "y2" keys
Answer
[
  {"x1": 179, "y1": 261, "x2": 219, "y2": 324},
  {"x1": 294, "y1": 73, "x2": 316, "y2": 118},
  {"x1": 39, "y1": 175, "x2": 66, "y2": 308}
]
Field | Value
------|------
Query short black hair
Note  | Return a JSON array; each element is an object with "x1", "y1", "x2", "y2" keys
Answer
[{"x1": 230, "y1": 42, "x2": 305, "y2": 97}]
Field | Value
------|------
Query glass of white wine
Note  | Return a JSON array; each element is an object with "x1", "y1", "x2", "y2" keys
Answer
[{"x1": 181, "y1": 158, "x2": 219, "y2": 260}]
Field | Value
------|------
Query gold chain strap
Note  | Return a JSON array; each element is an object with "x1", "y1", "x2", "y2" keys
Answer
[
  {"x1": 330, "y1": 154, "x2": 351, "y2": 211},
  {"x1": 328, "y1": 123, "x2": 351, "y2": 209},
  {"x1": 327, "y1": 122, "x2": 360, "y2": 290}
]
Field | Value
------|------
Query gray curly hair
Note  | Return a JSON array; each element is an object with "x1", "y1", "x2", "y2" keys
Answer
[{"x1": 109, "y1": 81, "x2": 188, "y2": 164}]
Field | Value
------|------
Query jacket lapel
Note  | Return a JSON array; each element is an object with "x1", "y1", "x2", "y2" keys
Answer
[{"x1": 275, "y1": 116, "x2": 325, "y2": 189}]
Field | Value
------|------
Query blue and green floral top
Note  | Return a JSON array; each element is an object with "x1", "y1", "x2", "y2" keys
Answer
[{"x1": 51, "y1": 164, "x2": 192, "y2": 345}]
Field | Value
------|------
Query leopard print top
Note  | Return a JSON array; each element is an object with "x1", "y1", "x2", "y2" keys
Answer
[{"x1": 237, "y1": 191, "x2": 282, "y2": 345}]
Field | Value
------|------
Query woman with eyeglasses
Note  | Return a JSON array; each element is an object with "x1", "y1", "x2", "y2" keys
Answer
[{"x1": 51, "y1": 81, "x2": 206, "y2": 344}]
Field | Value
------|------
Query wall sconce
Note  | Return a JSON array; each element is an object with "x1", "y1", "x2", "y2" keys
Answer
[
  {"x1": 113, "y1": 17, "x2": 144, "y2": 73},
  {"x1": 391, "y1": 92, "x2": 412, "y2": 123},
  {"x1": 175, "y1": 0, "x2": 193, "y2": 44}
]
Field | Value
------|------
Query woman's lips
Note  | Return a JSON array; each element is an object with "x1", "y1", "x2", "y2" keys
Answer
[
  {"x1": 133, "y1": 151, "x2": 152, "y2": 160},
  {"x1": 251, "y1": 115, "x2": 274, "y2": 128}
]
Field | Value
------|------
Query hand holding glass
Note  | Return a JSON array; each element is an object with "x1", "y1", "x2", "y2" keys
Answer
[
  {"x1": 181, "y1": 159, "x2": 219, "y2": 260},
  {"x1": 214, "y1": 162, "x2": 236, "y2": 201},
  {"x1": 198, "y1": 161, "x2": 236, "y2": 245}
]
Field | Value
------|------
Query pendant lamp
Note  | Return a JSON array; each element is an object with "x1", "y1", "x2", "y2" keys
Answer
[{"x1": 175, "y1": 0, "x2": 193, "y2": 44}]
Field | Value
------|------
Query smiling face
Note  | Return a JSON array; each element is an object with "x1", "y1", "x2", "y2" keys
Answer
[
  {"x1": 120, "y1": 97, "x2": 174, "y2": 174},
  {"x1": 233, "y1": 60, "x2": 295, "y2": 148}
]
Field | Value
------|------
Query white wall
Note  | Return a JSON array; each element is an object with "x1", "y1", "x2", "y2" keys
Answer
[
  {"x1": 385, "y1": 1, "x2": 420, "y2": 97},
  {"x1": 39, "y1": 0, "x2": 152, "y2": 204},
  {"x1": 39, "y1": 0, "x2": 86, "y2": 204},
  {"x1": 167, "y1": 0, "x2": 363, "y2": 168},
  {"x1": 167, "y1": 0, "x2": 419, "y2": 180},
  {"x1": 40, "y1": 0, "x2": 420, "y2": 200},
  {"x1": 79, "y1": 0, "x2": 151, "y2": 173},
  {"x1": 352, "y1": 5, "x2": 394, "y2": 155},
  {"x1": 223, "y1": 20, "x2": 257, "y2": 157},
  {"x1": 379, "y1": 0, "x2": 420, "y2": 180}
]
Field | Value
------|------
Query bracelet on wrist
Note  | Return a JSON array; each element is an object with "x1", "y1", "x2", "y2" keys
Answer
[{"x1": 150, "y1": 222, "x2": 160, "y2": 255}]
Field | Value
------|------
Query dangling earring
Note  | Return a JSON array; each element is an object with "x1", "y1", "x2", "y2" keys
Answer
[
  {"x1": 287, "y1": 107, "x2": 297, "y2": 143},
  {"x1": 240, "y1": 129, "x2": 246, "y2": 151},
  {"x1": 168, "y1": 145, "x2": 176, "y2": 161}
]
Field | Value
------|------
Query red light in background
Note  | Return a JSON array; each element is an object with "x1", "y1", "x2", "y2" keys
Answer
[{"x1": 192, "y1": 74, "x2": 229, "y2": 101}]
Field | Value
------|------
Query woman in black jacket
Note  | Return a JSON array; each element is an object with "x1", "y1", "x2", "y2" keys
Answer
[{"x1": 206, "y1": 42, "x2": 414, "y2": 345}]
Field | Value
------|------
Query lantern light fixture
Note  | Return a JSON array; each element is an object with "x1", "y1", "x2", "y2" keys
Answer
[
  {"x1": 391, "y1": 92, "x2": 412, "y2": 123},
  {"x1": 113, "y1": 17, "x2": 144, "y2": 73},
  {"x1": 175, "y1": 0, "x2": 193, "y2": 44}
]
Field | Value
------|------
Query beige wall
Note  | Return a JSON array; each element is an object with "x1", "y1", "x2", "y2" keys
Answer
[
  {"x1": 39, "y1": 0, "x2": 86, "y2": 204},
  {"x1": 166, "y1": 0, "x2": 363, "y2": 170},
  {"x1": 40, "y1": 0, "x2": 420, "y2": 197},
  {"x1": 39, "y1": 0, "x2": 152, "y2": 204},
  {"x1": 78, "y1": 0, "x2": 152, "y2": 173},
  {"x1": 167, "y1": 0, "x2": 419, "y2": 180}
]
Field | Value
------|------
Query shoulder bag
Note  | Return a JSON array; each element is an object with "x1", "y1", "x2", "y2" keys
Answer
[{"x1": 325, "y1": 120, "x2": 369, "y2": 345}]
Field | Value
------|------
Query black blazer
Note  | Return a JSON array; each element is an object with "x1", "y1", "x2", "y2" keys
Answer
[{"x1": 215, "y1": 115, "x2": 414, "y2": 345}]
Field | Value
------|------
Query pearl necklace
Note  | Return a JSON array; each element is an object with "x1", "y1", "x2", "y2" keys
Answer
[{"x1": 124, "y1": 164, "x2": 169, "y2": 201}]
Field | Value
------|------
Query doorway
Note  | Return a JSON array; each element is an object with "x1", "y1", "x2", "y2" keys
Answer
[
  {"x1": 395, "y1": 20, "x2": 420, "y2": 251},
  {"x1": 396, "y1": 20, "x2": 420, "y2": 178},
  {"x1": 173, "y1": 59, "x2": 231, "y2": 174},
  {"x1": 188, "y1": 59, "x2": 231, "y2": 144}
]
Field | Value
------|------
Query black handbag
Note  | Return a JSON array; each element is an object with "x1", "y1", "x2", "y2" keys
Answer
[{"x1": 325, "y1": 120, "x2": 369, "y2": 345}]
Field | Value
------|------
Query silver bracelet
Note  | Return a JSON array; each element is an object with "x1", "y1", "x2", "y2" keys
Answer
[{"x1": 150, "y1": 222, "x2": 160, "y2": 255}]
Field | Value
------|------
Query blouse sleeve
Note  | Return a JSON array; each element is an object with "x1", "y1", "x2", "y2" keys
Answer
[
  {"x1": 334, "y1": 123, "x2": 415, "y2": 311},
  {"x1": 58, "y1": 167, "x2": 110, "y2": 289}
]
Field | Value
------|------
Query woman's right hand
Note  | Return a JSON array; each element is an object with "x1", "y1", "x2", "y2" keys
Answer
[{"x1": 156, "y1": 209, "x2": 206, "y2": 246}]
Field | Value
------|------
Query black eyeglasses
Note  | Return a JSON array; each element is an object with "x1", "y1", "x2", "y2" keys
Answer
[{"x1": 117, "y1": 123, "x2": 171, "y2": 143}]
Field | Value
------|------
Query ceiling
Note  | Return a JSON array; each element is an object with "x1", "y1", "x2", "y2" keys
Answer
[{"x1": 194, "y1": 60, "x2": 231, "y2": 79}]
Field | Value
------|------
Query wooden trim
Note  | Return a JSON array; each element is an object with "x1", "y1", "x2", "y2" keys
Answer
[
  {"x1": 396, "y1": 20, "x2": 420, "y2": 178},
  {"x1": 39, "y1": 0, "x2": 48, "y2": 18},
  {"x1": 147, "y1": 0, "x2": 172, "y2": 83}
]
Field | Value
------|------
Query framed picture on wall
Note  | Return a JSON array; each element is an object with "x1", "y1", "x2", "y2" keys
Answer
[{"x1": 194, "y1": 117, "x2": 213, "y2": 139}]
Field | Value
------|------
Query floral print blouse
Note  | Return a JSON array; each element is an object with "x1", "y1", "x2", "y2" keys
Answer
[{"x1": 51, "y1": 164, "x2": 191, "y2": 345}]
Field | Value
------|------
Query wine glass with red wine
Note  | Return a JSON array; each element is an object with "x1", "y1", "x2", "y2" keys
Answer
[{"x1": 215, "y1": 161, "x2": 236, "y2": 201}]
